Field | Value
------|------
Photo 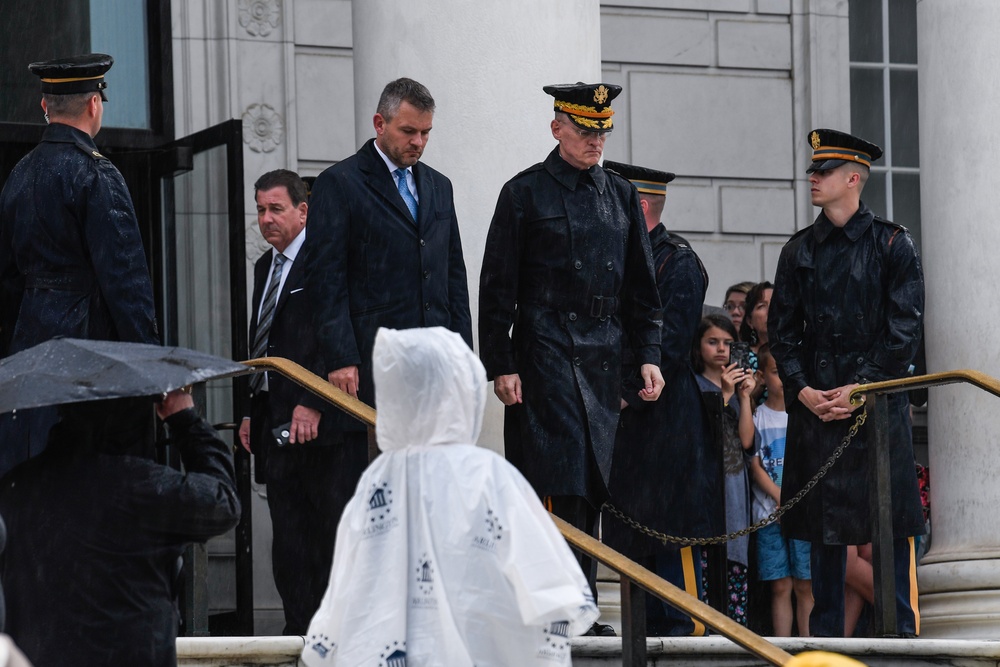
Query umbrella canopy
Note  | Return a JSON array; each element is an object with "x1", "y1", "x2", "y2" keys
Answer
[{"x1": 0, "y1": 338, "x2": 251, "y2": 414}]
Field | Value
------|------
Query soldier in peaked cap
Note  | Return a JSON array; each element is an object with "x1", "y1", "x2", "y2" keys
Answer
[
  {"x1": 769, "y1": 129, "x2": 924, "y2": 636},
  {"x1": 479, "y1": 83, "x2": 664, "y2": 635},
  {"x1": 0, "y1": 53, "x2": 157, "y2": 475},
  {"x1": 601, "y1": 161, "x2": 719, "y2": 637}
]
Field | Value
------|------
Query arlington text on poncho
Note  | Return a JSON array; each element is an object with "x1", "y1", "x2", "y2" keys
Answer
[{"x1": 302, "y1": 326, "x2": 598, "y2": 667}]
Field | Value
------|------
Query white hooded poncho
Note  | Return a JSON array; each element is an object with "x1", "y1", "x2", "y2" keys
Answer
[{"x1": 302, "y1": 327, "x2": 599, "y2": 667}]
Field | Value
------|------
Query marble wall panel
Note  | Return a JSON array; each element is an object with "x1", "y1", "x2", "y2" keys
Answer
[
  {"x1": 717, "y1": 19, "x2": 792, "y2": 70},
  {"x1": 601, "y1": 11, "x2": 713, "y2": 66},
  {"x1": 295, "y1": 51, "x2": 356, "y2": 162},
  {"x1": 720, "y1": 184, "x2": 795, "y2": 235},
  {"x1": 629, "y1": 71, "x2": 794, "y2": 180},
  {"x1": 294, "y1": 0, "x2": 352, "y2": 48}
]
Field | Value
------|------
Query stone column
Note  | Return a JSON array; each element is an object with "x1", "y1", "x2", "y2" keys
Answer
[
  {"x1": 351, "y1": 0, "x2": 602, "y2": 452},
  {"x1": 916, "y1": 0, "x2": 1000, "y2": 638}
]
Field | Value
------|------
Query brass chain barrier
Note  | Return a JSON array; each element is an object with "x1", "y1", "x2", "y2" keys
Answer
[{"x1": 603, "y1": 406, "x2": 868, "y2": 547}]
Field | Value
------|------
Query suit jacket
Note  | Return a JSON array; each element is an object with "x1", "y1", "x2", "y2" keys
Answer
[
  {"x1": 248, "y1": 240, "x2": 346, "y2": 472},
  {"x1": 302, "y1": 139, "x2": 473, "y2": 412}
]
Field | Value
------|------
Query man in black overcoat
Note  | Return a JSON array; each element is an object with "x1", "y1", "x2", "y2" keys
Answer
[
  {"x1": 302, "y1": 77, "x2": 472, "y2": 461},
  {"x1": 769, "y1": 129, "x2": 925, "y2": 637},
  {"x1": 0, "y1": 54, "x2": 158, "y2": 475},
  {"x1": 479, "y1": 83, "x2": 664, "y2": 634},
  {"x1": 239, "y1": 170, "x2": 360, "y2": 635},
  {"x1": 602, "y1": 161, "x2": 720, "y2": 636}
]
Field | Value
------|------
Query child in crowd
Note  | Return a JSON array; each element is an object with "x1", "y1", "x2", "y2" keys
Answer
[
  {"x1": 693, "y1": 314, "x2": 755, "y2": 626},
  {"x1": 746, "y1": 344, "x2": 813, "y2": 636}
]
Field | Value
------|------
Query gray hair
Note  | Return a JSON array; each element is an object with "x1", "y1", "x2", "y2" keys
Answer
[{"x1": 376, "y1": 78, "x2": 435, "y2": 121}]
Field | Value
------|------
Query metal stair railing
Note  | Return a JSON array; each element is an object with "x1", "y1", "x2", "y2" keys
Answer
[
  {"x1": 850, "y1": 370, "x2": 1000, "y2": 637},
  {"x1": 244, "y1": 357, "x2": 794, "y2": 666}
]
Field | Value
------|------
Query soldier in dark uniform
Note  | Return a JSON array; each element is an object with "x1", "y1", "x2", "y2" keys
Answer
[
  {"x1": 601, "y1": 161, "x2": 720, "y2": 636},
  {"x1": 0, "y1": 54, "x2": 157, "y2": 474},
  {"x1": 479, "y1": 83, "x2": 664, "y2": 635},
  {"x1": 769, "y1": 129, "x2": 925, "y2": 637}
]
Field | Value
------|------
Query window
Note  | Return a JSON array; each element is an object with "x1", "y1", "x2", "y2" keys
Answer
[
  {"x1": 0, "y1": 0, "x2": 154, "y2": 130},
  {"x1": 849, "y1": 0, "x2": 920, "y2": 248}
]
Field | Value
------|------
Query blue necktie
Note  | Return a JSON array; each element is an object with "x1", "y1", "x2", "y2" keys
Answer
[
  {"x1": 249, "y1": 253, "x2": 286, "y2": 393},
  {"x1": 394, "y1": 168, "x2": 418, "y2": 222}
]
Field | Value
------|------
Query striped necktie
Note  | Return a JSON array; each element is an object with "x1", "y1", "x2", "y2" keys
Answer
[{"x1": 249, "y1": 253, "x2": 286, "y2": 392}]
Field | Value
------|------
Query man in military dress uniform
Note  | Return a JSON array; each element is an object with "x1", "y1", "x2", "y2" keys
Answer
[
  {"x1": 479, "y1": 83, "x2": 664, "y2": 634},
  {"x1": 769, "y1": 129, "x2": 925, "y2": 637},
  {"x1": 602, "y1": 161, "x2": 719, "y2": 636},
  {"x1": 0, "y1": 54, "x2": 157, "y2": 474}
]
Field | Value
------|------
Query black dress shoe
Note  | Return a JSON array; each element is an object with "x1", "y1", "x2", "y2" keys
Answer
[{"x1": 584, "y1": 622, "x2": 617, "y2": 637}]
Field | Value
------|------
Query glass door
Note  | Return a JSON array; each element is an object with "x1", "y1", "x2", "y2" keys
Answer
[{"x1": 154, "y1": 119, "x2": 252, "y2": 636}]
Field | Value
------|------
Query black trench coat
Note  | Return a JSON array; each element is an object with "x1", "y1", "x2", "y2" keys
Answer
[
  {"x1": 769, "y1": 202, "x2": 926, "y2": 544},
  {"x1": 479, "y1": 148, "x2": 661, "y2": 505},
  {"x1": 605, "y1": 226, "x2": 722, "y2": 558}
]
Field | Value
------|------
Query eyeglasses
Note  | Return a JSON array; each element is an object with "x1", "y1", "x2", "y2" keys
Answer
[
  {"x1": 723, "y1": 302, "x2": 745, "y2": 313},
  {"x1": 561, "y1": 122, "x2": 612, "y2": 140}
]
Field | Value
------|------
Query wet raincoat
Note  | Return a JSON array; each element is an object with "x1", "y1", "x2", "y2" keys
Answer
[
  {"x1": 769, "y1": 203, "x2": 925, "y2": 544},
  {"x1": 302, "y1": 327, "x2": 599, "y2": 667},
  {"x1": 0, "y1": 123, "x2": 157, "y2": 356},
  {"x1": 606, "y1": 226, "x2": 722, "y2": 556},
  {"x1": 479, "y1": 148, "x2": 661, "y2": 505}
]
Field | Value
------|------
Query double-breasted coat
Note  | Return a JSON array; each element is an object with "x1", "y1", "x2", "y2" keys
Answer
[
  {"x1": 303, "y1": 139, "x2": 473, "y2": 413},
  {"x1": 479, "y1": 148, "x2": 661, "y2": 505},
  {"x1": 769, "y1": 202, "x2": 926, "y2": 544},
  {"x1": 0, "y1": 123, "x2": 157, "y2": 355},
  {"x1": 606, "y1": 225, "x2": 721, "y2": 557}
]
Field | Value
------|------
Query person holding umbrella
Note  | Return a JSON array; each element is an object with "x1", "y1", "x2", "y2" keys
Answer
[{"x1": 0, "y1": 340, "x2": 244, "y2": 667}]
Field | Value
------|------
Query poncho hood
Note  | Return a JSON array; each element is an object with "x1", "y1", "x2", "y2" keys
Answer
[{"x1": 373, "y1": 327, "x2": 484, "y2": 451}]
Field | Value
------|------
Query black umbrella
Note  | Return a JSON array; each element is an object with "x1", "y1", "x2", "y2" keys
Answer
[{"x1": 0, "y1": 338, "x2": 251, "y2": 413}]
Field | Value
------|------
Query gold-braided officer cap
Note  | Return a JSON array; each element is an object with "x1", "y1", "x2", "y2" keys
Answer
[{"x1": 544, "y1": 82, "x2": 622, "y2": 133}]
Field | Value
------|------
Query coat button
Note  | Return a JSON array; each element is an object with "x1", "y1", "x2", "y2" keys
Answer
[
  {"x1": 424, "y1": 302, "x2": 431, "y2": 311},
  {"x1": 606, "y1": 261, "x2": 614, "y2": 271},
  {"x1": 568, "y1": 312, "x2": 577, "y2": 321},
  {"x1": 602, "y1": 361, "x2": 609, "y2": 370},
  {"x1": 857, "y1": 356, "x2": 864, "y2": 364},
  {"x1": 574, "y1": 357, "x2": 581, "y2": 366},
  {"x1": 856, "y1": 312, "x2": 864, "y2": 319},
  {"x1": 420, "y1": 239, "x2": 426, "y2": 247},
  {"x1": 574, "y1": 260, "x2": 582, "y2": 270},
  {"x1": 819, "y1": 359, "x2": 828, "y2": 368},
  {"x1": 423, "y1": 270, "x2": 430, "y2": 279}
]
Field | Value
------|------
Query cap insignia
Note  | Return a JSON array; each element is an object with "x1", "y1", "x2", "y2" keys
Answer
[
  {"x1": 810, "y1": 131, "x2": 821, "y2": 150},
  {"x1": 593, "y1": 85, "x2": 609, "y2": 105}
]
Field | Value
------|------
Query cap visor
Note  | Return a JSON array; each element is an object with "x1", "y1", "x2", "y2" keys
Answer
[{"x1": 806, "y1": 158, "x2": 847, "y2": 174}]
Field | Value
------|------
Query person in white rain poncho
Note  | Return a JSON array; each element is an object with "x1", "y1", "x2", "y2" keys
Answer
[{"x1": 302, "y1": 327, "x2": 599, "y2": 667}]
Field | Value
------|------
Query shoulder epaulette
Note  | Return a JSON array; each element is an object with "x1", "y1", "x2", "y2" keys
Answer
[
  {"x1": 786, "y1": 226, "x2": 812, "y2": 243},
  {"x1": 511, "y1": 162, "x2": 545, "y2": 180},
  {"x1": 873, "y1": 215, "x2": 909, "y2": 233},
  {"x1": 74, "y1": 142, "x2": 107, "y2": 160}
]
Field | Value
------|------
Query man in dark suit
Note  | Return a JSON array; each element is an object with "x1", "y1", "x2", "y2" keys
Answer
[
  {"x1": 238, "y1": 170, "x2": 362, "y2": 635},
  {"x1": 303, "y1": 77, "x2": 473, "y2": 429}
]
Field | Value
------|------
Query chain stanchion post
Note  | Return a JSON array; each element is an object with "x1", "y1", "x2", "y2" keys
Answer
[
  {"x1": 868, "y1": 392, "x2": 898, "y2": 636},
  {"x1": 621, "y1": 577, "x2": 647, "y2": 667}
]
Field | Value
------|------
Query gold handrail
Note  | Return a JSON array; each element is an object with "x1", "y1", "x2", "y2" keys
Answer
[
  {"x1": 243, "y1": 357, "x2": 792, "y2": 665},
  {"x1": 551, "y1": 515, "x2": 792, "y2": 665},
  {"x1": 243, "y1": 357, "x2": 376, "y2": 426},
  {"x1": 851, "y1": 369, "x2": 1000, "y2": 401}
]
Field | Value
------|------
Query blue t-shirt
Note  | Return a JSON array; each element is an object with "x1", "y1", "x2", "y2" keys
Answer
[{"x1": 751, "y1": 403, "x2": 787, "y2": 522}]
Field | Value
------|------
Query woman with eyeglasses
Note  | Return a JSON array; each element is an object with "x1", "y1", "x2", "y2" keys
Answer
[{"x1": 722, "y1": 281, "x2": 756, "y2": 337}]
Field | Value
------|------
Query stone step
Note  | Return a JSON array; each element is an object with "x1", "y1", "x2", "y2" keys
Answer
[{"x1": 175, "y1": 636, "x2": 1000, "y2": 666}]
